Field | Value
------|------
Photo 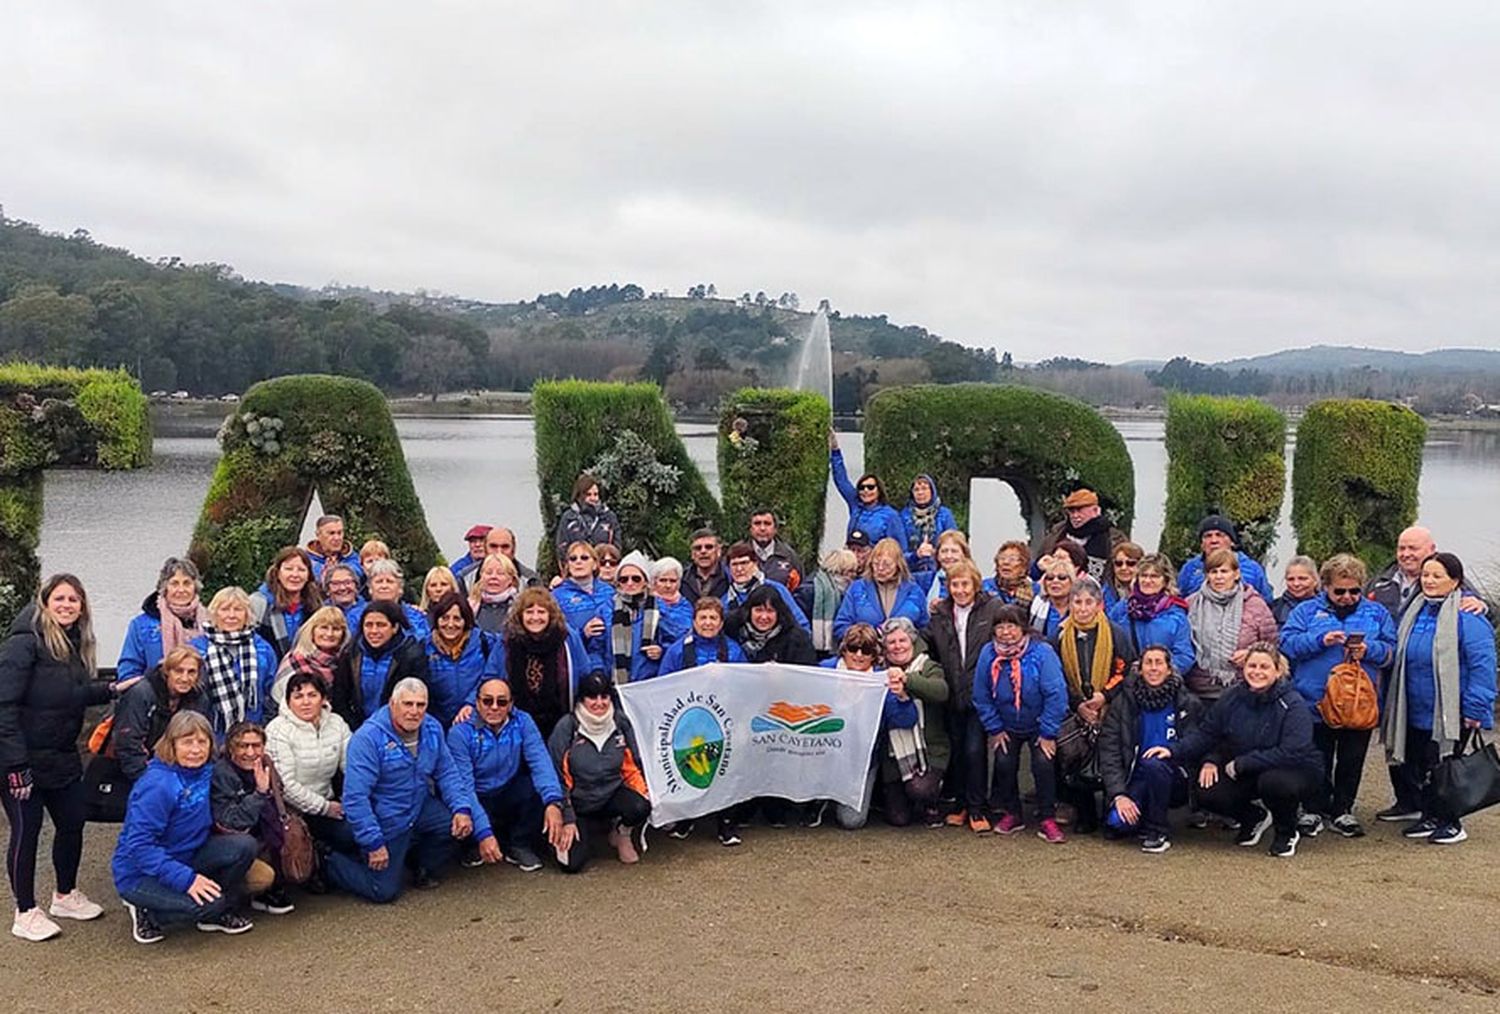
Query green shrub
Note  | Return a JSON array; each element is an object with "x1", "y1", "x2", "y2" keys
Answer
[
  {"x1": 1292, "y1": 399, "x2": 1425, "y2": 571},
  {"x1": 717, "y1": 389, "x2": 831, "y2": 565},
  {"x1": 863, "y1": 383, "x2": 1135, "y2": 540},
  {"x1": 532, "y1": 380, "x2": 722, "y2": 572},
  {"x1": 1162, "y1": 394, "x2": 1286, "y2": 562},
  {"x1": 189, "y1": 374, "x2": 440, "y2": 593}
]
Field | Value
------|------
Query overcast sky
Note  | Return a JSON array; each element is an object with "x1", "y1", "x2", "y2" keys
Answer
[{"x1": 4, "y1": 2, "x2": 1498, "y2": 362}]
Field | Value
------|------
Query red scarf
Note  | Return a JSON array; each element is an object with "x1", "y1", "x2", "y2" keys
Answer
[{"x1": 989, "y1": 636, "x2": 1030, "y2": 712}]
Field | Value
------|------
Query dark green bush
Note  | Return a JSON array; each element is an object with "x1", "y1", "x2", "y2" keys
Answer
[
  {"x1": 1292, "y1": 399, "x2": 1425, "y2": 571},
  {"x1": 717, "y1": 389, "x2": 830, "y2": 565},
  {"x1": 189, "y1": 374, "x2": 440, "y2": 593},
  {"x1": 1162, "y1": 394, "x2": 1286, "y2": 562},
  {"x1": 863, "y1": 383, "x2": 1135, "y2": 541}
]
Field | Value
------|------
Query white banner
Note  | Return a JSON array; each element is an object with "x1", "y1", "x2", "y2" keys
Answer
[{"x1": 617, "y1": 662, "x2": 888, "y2": 827}]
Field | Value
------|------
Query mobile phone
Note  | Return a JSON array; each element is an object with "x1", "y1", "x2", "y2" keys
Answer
[{"x1": 1345, "y1": 633, "x2": 1365, "y2": 647}]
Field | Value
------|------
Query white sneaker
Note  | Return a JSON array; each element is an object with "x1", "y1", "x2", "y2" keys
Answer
[
  {"x1": 49, "y1": 890, "x2": 104, "y2": 921},
  {"x1": 12, "y1": 907, "x2": 62, "y2": 941}
]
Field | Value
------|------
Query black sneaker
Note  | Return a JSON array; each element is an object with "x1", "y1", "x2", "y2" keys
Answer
[
  {"x1": 1402, "y1": 817, "x2": 1440, "y2": 839},
  {"x1": 505, "y1": 845, "x2": 544, "y2": 872},
  {"x1": 1429, "y1": 821, "x2": 1468, "y2": 845},
  {"x1": 460, "y1": 846, "x2": 485, "y2": 868},
  {"x1": 1235, "y1": 807, "x2": 1273, "y2": 847},
  {"x1": 1140, "y1": 834, "x2": 1172, "y2": 854},
  {"x1": 801, "y1": 802, "x2": 827, "y2": 829},
  {"x1": 667, "y1": 820, "x2": 695, "y2": 840},
  {"x1": 717, "y1": 821, "x2": 742, "y2": 847},
  {"x1": 1376, "y1": 803, "x2": 1422, "y2": 823},
  {"x1": 413, "y1": 868, "x2": 441, "y2": 890},
  {"x1": 123, "y1": 901, "x2": 163, "y2": 945},
  {"x1": 250, "y1": 888, "x2": 295, "y2": 915},
  {"x1": 1269, "y1": 830, "x2": 1301, "y2": 858},
  {"x1": 1296, "y1": 812, "x2": 1324, "y2": 838},
  {"x1": 1329, "y1": 813, "x2": 1365, "y2": 838},
  {"x1": 196, "y1": 912, "x2": 254, "y2": 935}
]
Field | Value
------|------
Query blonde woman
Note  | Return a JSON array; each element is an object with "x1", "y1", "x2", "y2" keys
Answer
[
  {"x1": 832, "y1": 537, "x2": 926, "y2": 641},
  {"x1": 190, "y1": 587, "x2": 279, "y2": 735},
  {"x1": 269, "y1": 606, "x2": 356, "y2": 727},
  {"x1": 419, "y1": 566, "x2": 461, "y2": 614},
  {"x1": 468, "y1": 552, "x2": 520, "y2": 633}
]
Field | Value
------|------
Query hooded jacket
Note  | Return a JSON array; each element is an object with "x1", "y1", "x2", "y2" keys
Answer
[
  {"x1": 114, "y1": 664, "x2": 213, "y2": 782},
  {"x1": 656, "y1": 633, "x2": 748, "y2": 676},
  {"x1": 305, "y1": 541, "x2": 364, "y2": 584},
  {"x1": 111, "y1": 757, "x2": 214, "y2": 895},
  {"x1": 249, "y1": 584, "x2": 317, "y2": 661},
  {"x1": 832, "y1": 577, "x2": 927, "y2": 641},
  {"x1": 898, "y1": 474, "x2": 959, "y2": 576},
  {"x1": 447, "y1": 708, "x2": 565, "y2": 839},
  {"x1": 1169, "y1": 679, "x2": 1322, "y2": 777},
  {"x1": 1107, "y1": 597, "x2": 1198, "y2": 677},
  {"x1": 555, "y1": 577, "x2": 616, "y2": 674},
  {"x1": 554, "y1": 501, "x2": 622, "y2": 558},
  {"x1": 1097, "y1": 674, "x2": 1201, "y2": 800},
  {"x1": 1279, "y1": 593, "x2": 1397, "y2": 720},
  {"x1": 547, "y1": 710, "x2": 647, "y2": 824},
  {"x1": 423, "y1": 629, "x2": 504, "y2": 727},
  {"x1": 722, "y1": 575, "x2": 810, "y2": 631},
  {"x1": 726, "y1": 589, "x2": 819, "y2": 665},
  {"x1": 347, "y1": 600, "x2": 431, "y2": 643},
  {"x1": 342, "y1": 706, "x2": 476, "y2": 851},
  {"x1": 971, "y1": 639, "x2": 1069, "y2": 739},
  {"x1": 830, "y1": 448, "x2": 904, "y2": 546},
  {"x1": 264, "y1": 706, "x2": 351, "y2": 816}
]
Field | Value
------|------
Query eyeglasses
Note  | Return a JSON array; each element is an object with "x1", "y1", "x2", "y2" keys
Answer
[
  {"x1": 692, "y1": 544, "x2": 716, "y2": 553},
  {"x1": 857, "y1": 482, "x2": 878, "y2": 491},
  {"x1": 618, "y1": 575, "x2": 645, "y2": 585},
  {"x1": 567, "y1": 554, "x2": 594, "y2": 563},
  {"x1": 848, "y1": 644, "x2": 878, "y2": 656},
  {"x1": 478, "y1": 695, "x2": 511, "y2": 707},
  {"x1": 1328, "y1": 587, "x2": 1362, "y2": 598}
]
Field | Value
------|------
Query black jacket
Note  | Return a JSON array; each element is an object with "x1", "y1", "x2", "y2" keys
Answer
[
  {"x1": 727, "y1": 590, "x2": 818, "y2": 665},
  {"x1": 114, "y1": 664, "x2": 212, "y2": 781},
  {"x1": 1048, "y1": 620, "x2": 1138, "y2": 708},
  {"x1": 682, "y1": 563, "x2": 730, "y2": 604},
  {"x1": 1270, "y1": 592, "x2": 1316, "y2": 628},
  {"x1": 210, "y1": 757, "x2": 272, "y2": 840},
  {"x1": 927, "y1": 593, "x2": 1005, "y2": 712},
  {"x1": 0, "y1": 605, "x2": 115, "y2": 788},
  {"x1": 1097, "y1": 675, "x2": 1201, "y2": 799},
  {"x1": 1170, "y1": 679, "x2": 1322, "y2": 777},
  {"x1": 346, "y1": 635, "x2": 430, "y2": 728}
]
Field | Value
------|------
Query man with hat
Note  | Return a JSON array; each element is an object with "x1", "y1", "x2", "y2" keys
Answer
[
  {"x1": 1041, "y1": 488, "x2": 1127, "y2": 583},
  {"x1": 450, "y1": 524, "x2": 493, "y2": 586},
  {"x1": 1176, "y1": 514, "x2": 1274, "y2": 601},
  {"x1": 846, "y1": 529, "x2": 874, "y2": 573}
]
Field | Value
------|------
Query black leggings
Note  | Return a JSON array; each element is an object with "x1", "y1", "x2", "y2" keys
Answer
[
  {"x1": 2, "y1": 780, "x2": 87, "y2": 912},
  {"x1": 557, "y1": 787, "x2": 650, "y2": 874}
]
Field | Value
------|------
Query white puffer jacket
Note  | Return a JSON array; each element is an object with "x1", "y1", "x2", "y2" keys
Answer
[{"x1": 265, "y1": 707, "x2": 351, "y2": 816}]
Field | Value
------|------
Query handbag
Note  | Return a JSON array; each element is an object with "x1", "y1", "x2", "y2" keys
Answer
[
  {"x1": 1056, "y1": 712, "x2": 1101, "y2": 780},
  {"x1": 82, "y1": 712, "x2": 129, "y2": 823},
  {"x1": 269, "y1": 767, "x2": 316, "y2": 884},
  {"x1": 1430, "y1": 731, "x2": 1500, "y2": 819}
]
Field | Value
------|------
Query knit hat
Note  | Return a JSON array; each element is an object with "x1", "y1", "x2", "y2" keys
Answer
[
  {"x1": 1062, "y1": 489, "x2": 1099, "y2": 509},
  {"x1": 1196, "y1": 514, "x2": 1239, "y2": 544},
  {"x1": 617, "y1": 549, "x2": 653, "y2": 577},
  {"x1": 576, "y1": 672, "x2": 614, "y2": 700}
]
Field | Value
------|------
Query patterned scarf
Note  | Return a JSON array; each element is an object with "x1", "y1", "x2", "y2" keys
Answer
[
  {"x1": 1058, "y1": 611, "x2": 1116, "y2": 701},
  {"x1": 1188, "y1": 582, "x2": 1245, "y2": 688},
  {"x1": 887, "y1": 652, "x2": 931, "y2": 779},
  {"x1": 740, "y1": 618, "x2": 781, "y2": 659},
  {"x1": 158, "y1": 595, "x2": 208, "y2": 655},
  {"x1": 988, "y1": 635, "x2": 1031, "y2": 713},
  {"x1": 612, "y1": 592, "x2": 657, "y2": 685},
  {"x1": 995, "y1": 572, "x2": 1033, "y2": 606},
  {"x1": 907, "y1": 501, "x2": 940, "y2": 545},
  {"x1": 277, "y1": 647, "x2": 340, "y2": 695},
  {"x1": 1130, "y1": 671, "x2": 1183, "y2": 712},
  {"x1": 1126, "y1": 587, "x2": 1170, "y2": 622},
  {"x1": 200, "y1": 624, "x2": 259, "y2": 734},
  {"x1": 507, "y1": 627, "x2": 570, "y2": 724}
]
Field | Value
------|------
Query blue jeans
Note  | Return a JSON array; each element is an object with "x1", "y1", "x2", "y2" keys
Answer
[
  {"x1": 476, "y1": 776, "x2": 545, "y2": 852},
  {"x1": 323, "y1": 796, "x2": 458, "y2": 903},
  {"x1": 990, "y1": 732, "x2": 1057, "y2": 820},
  {"x1": 118, "y1": 833, "x2": 258, "y2": 927}
]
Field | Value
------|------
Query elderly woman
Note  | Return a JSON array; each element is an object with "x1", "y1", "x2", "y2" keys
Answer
[
  {"x1": 547, "y1": 673, "x2": 650, "y2": 871},
  {"x1": 879, "y1": 619, "x2": 949, "y2": 828},
  {"x1": 418, "y1": 566, "x2": 462, "y2": 616},
  {"x1": 1271, "y1": 555, "x2": 1321, "y2": 627},
  {"x1": 1186, "y1": 548, "x2": 1278, "y2": 702},
  {"x1": 424, "y1": 592, "x2": 502, "y2": 728},
  {"x1": 265, "y1": 671, "x2": 354, "y2": 862},
  {"x1": 211, "y1": 721, "x2": 294, "y2": 916},
  {"x1": 268, "y1": 606, "x2": 357, "y2": 726},
  {"x1": 828, "y1": 431, "x2": 904, "y2": 545},
  {"x1": 468, "y1": 553, "x2": 520, "y2": 633},
  {"x1": 1146, "y1": 643, "x2": 1322, "y2": 858},
  {"x1": 554, "y1": 472, "x2": 622, "y2": 558},
  {"x1": 1280, "y1": 553, "x2": 1396, "y2": 838},
  {"x1": 984, "y1": 541, "x2": 1035, "y2": 605},
  {"x1": 346, "y1": 600, "x2": 430, "y2": 727},
  {"x1": 250, "y1": 547, "x2": 324, "y2": 661},
  {"x1": 189, "y1": 587, "x2": 279, "y2": 737},
  {"x1": 1385, "y1": 553, "x2": 1497, "y2": 845},
  {"x1": 650, "y1": 557, "x2": 693, "y2": 647},
  {"x1": 833, "y1": 537, "x2": 926, "y2": 641},
  {"x1": 117, "y1": 557, "x2": 209, "y2": 682},
  {"x1": 928, "y1": 561, "x2": 1004, "y2": 831},
  {"x1": 503, "y1": 588, "x2": 594, "y2": 740},
  {"x1": 555, "y1": 541, "x2": 617, "y2": 674},
  {"x1": 115, "y1": 645, "x2": 212, "y2": 783},
  {"x1": 729, "y1": 585, "x2": 818, "y2": 665},
  {"x1": 321, "y1": 564, "x2": 363, "y2": 622},
  {"x1": 973, "y1": 604, "x2": 1069, "y2": 842},
  {"x1": 1098, "y1": 645, "x2": 1201, "y2": 853},
  {"x1": 658, "y1": 598, "x2": 748, "y2": 675},
  {"x1": 795, "y1": 548, "x2": 860, "y2": 659},
  {"x1": 1031, "y1": 556, "x2": 1077, "y2": 639},
  {"x1": 901, "y1": 474, "x2": 959, "y2": 587},
  {"x1": 1104, "y1": 542, "x2": 1145, "y2": 614},
  {"x1": 353, "y1": 559, "x2": 428, "y2": 640},
  {"x1": 608, "y1": 551, "x2": 657, "y2": 684},
  {"x1": 1108, "y1": 553, "x2": 1196, "y2": 675},
  {"x1": 113, "y1": 711, "x2": 258, "y2": 943}
]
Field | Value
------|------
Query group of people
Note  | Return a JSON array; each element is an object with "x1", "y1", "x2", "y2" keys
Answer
[{"x1": 1, "y1": 452, "x2": 1494, "y2": 946}]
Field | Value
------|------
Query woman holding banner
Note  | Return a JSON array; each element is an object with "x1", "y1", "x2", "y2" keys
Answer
[{"x1": 547, "y1": 674, "x2": 650, "y2": 872}]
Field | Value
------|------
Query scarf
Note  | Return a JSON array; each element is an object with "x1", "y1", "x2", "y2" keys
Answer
[
  {"x1": 740, "y1": 619, "x2": 781, "y2": 659},
  {"x1": 810, "y1": 570, "x2": 843, "y2": 652},
  {"x1": 434, "y1": 629, "x2": 471, "y2": 661},
  {"x1": 158, "y1": 595, "x2": 208, "y2": 655},
  {"x1": 507, "y1": 626, "x2": 570, "y2": 725},
  {"x1": 995, "y1": 572, "x2": 1033, "y2": 606},
  {"x1": 729, "y1": 574, "x2": 763, "y2": 605},
  {"x1": 1188, "y1": 582, "x2": 1244, "y2": 688},
  {"x1": 278, "y1": 647, "x2": 340, "y2": 693},
  {"x1": 569, "y1": 501, "x2": 609, "y2": 540},
  {"x1": 612, "y1": 592, "x2": 658, "y2": 685},
  {"x1": 887, "y1": 652, "x2": 931, "y2": 779},
  {"x1": 575, "y1": 700, "x2": 617, "y2": 750},
  {"x1": 1126, "y1": 588, "x2": 1177, "y2": 622},
  {"x1": 1062, "y1": 515, "x2": 1114, "y2": 580},
  {"x1": 479, "y1": 587, "x2": 517, "y2": 608},
  {"x1": 1384, "y1": 592, "x2": 1464, "y2": 764},
  {"x1": 1131, "y1": 671, "x2": 1183, "y2": 712},
  {"x1": 200, "y1": 624, "x2": 259, "y2": 734},
  {"x1": 1058, "y1": 611, "x2": 1115, "y2": 702},
  {"x1": 908, "y1": 500, "x2": 940, "y2": 546},
  {"x1": 988, "y1": 636, "x2": 1031, "y2": 715}
]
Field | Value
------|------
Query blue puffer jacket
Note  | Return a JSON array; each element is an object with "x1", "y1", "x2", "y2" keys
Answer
[
  {"x1": 347, "y1": 600, "x2": 430, "y2": 642},
  {"x1": 657, "y1": 634, "x2": 748, "y2": 677},
  {"x1": 555, "y1": 578, "x2": 616, "y2": 673},
  {"x1": 187, "y1": 631, "x2": 280, "y2": 730},
  {"x1": 447, "y1": 708, "x2": 564, "y2": 840},
  {"x1": 1280, "y1": 595, "x2": 1397, "y2": 720},
  {"x1": 424, "y1": 630, "x2": 504, "y2": 726},
  {"x1": 1170, "y1": 679, "x2": 1322, "y2": 775},
  {"x1": 1395, "y1": 601, "x2": 1497, "y2": 732},
  {"x1": 342, "y1": 707, "x2": 474, "y2": 851},
  {"x1": 654, "y1": 597, "x2": 694, "y2": 647},
  {"x1": 833, "y1": 578, "x2": 927, "y2": 640},
  {"x1": 111, "y1": 759, "x2": 214, "y2": 895},
  {"x1": 971, "y1": 640, "x2": 1068, "y2": 738},
  {"x1": 981, "y1": 578, "x2": 1040, "y2": 604},
  {"x1": 724, "y1": 577, "x2": 810, "y2": 631},
  {"x1": 830, "y1": 449, "x2": 904, "y2": 545},
  {"x1": 1107, "y1": 598, "x2": 1197, "y2": 676},
  {"x1": 899, "y1": 474, "x2": 959, "y2": 578},
  {"x1": 250, "y1": 584, "x2": 315, "y2": 661},
  {"x1": 1178, "y1": 552, "x2": 1273, "y2": 602}
]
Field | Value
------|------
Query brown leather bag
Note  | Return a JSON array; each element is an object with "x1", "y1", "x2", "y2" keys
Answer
[
  {"x1": 1317, "y1": 655, "x2": 1379, "y2": 731},
  {"x1": 269, "y1": 766, "x2": 316, "y2": 884}
]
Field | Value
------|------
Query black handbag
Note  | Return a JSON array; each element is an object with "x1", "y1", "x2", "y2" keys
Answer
[
  {"x1": 1056, "y1": 712, "x2": 1102, "y2": 783},
  {"x1": 83, "y1": 752, "x2": 129, "y2": 823},
  {"x1": 1430, "y1": 731, "x2": 1500, "y2": 818}
]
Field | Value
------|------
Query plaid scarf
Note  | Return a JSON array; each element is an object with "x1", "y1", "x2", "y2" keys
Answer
[
  {"x1": 612, "y1": 593, "x2": 657, "y2": 685},
  {"x1": 887, "y1": 651, "x2": 932, "y2": 780},
  {"x1": 200, "y1": 624, "x2": 260, "y2": 735},
  {"x1": 276, "y1": 646, "x2": 340, "y2": 701}
]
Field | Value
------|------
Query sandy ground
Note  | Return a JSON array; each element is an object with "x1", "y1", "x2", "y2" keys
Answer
[{"x1": 5, "y1": 767, "x2": 1499, "y2": 1014}]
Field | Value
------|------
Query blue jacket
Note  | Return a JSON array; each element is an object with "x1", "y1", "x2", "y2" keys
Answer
[
  {"x1": 116, "y1": 595, "x2": 177, "y2": 682},
  {"x1": 446, "y1": 709, "x2": 564, "y2": 840},
  {"x1": 820, "y1": 658, "x2": 914, "y2": 728},
  {"x1": 342, "y1": 707, "x2": 474, "y2": 852},
  {"x1": 657, "y1": 634, "x2": 748, "y2": 677},
  {"x1": 347, "y1": 600, "x2": 430, "y2": 642},
  {"x1": 1178, "y1": 552, "x2": 1274, "y2": 602},
  {"x1": 1107, "y1": 599, "x2": 1197, "y2": 676},
  {"x1": 724, "y1": 577, "x2": 810, "y2": 631},
  {"x1": 424, "y1": 630, "x2": 504, "y2": 727},
  {"x1": 898, "y1": 474, "x2": 959, "y2": 578},
  {"x1": 1396, "y1": 601, "x2": 1497, "y2": 731},
  {"x1": 833, "y1": 578, "x2": 927, "y2": 641},
  {"x1": 251, "y1": 584, "x2": 314, "y2": 660},
  {"x1": 971, "y1": 640, "x2": 1069, "y2": 738},
  {"x1": 1170, "y1": 679, "x2": 1322, "y2": 775},
  {"x1": 306, "y1": 544, "x2": 363, "y2": 584},
  {"x1": 555, "y1": 578, "x2": 616, "y2": 674},
  {"x1": 187, "y1": 631, "x2": 279, "y2": 729},
  {"x1": 654, "y1": 597, "x2": 694, "y2": 647},
  {"x1": 352, "y1": 631, "x2": 429, "y2": 719},
  {"x1": 111, "y1": 759, "x2": 214, "y2": 895},
  {"x1": 830, "y1": 449, "x2": 904, "y2": 545},
  {"x1": 1280, "y1": 595, "x2": 1397, "y2": 720},
  {"x1": 981, "y1": 578, "x2": 1040, "y2": 604}
]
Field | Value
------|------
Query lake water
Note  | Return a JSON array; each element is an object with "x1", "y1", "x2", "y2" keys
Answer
[{"x1": 37, "y1": 415, "x2": 1500, "y2": 661}]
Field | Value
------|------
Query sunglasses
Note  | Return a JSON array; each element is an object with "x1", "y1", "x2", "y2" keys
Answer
[
  {"x1": 848, "y1": 644, "x2": 878, "y2": 656},
  {"x1": 618, "y1": 575, "x2": 645, "y2": 585},
  {"x1": 567, "y1": 554, "x2": 594, "y2": 563},
  {"x1": 692, "y1": 545, "x2": 716, "y2": 553},
  {"x1": 857, "y1": 482, "x2": 878, "y2": 491},
  {"x1": 1114, "y1": 559, "x2": 1138, "y2": 568},
  {"x1": 1045, "y1": 573, "x2": 1071, "y2": 581},
  {"x1": 1328, "y1": 587, "x2": 1362, "y2": 598},
  {"x1": 479, "y1": 695, "x2": 511, "y2": 707}
]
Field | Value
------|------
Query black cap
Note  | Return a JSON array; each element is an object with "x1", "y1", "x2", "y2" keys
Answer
[{"x1": 846, "y1": 530, "x2": 871, "y2": 548}]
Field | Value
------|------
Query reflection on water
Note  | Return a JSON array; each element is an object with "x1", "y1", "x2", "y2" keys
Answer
[{"x1": 38, "y1": 416, "x2": 1500, "y2": 660}]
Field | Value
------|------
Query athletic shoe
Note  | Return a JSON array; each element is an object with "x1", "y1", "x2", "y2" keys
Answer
[
  {"x1": 11, "y1": 907, "x2": 61, "y2": 942},
  {"x1": 48, "y1": 890, "x2": 103, "y2": 921},
  {"x1": 923, "y1": 810, "x2": 946, "y2": 829},
  {"x1": 1296, "y1": 812, "x2": 1324, "y2": 838},
  {"x1": 1429, "y1": 821, "x2": 1468, "y2": 845},
  {"x1": 413, "y1": 868, "x2": 441, "y2": 889},
  {"x1": 1235, "y1": 807, "x2": 1273, "y2": 847},
  {"x1": 993, "y1": 813, "x2": 1025, "y2": 836},
  {"x1": 801, "y1": 802, "x2": 827, "y2": 829},
  {"x1": 1376, "y1": 804, "x2": 1422, "y2": 823},
  {"x1": 968, "y1": 814, "x2": 992, "y2": 834},
  {"x1": 944, "y1": 808, "x2": 968, "y2": 828},
  {"x1": 1329, "y1": 813, "x2": 1366, "y2": 838},
  {"x1": 1269, "y1": 830, "x2": 1301, "y2": 858},
  {"x1": 667, "y1": 820, "x2": 695, "y2": 840},
  {"x1": 460, "y1": 847, "x2": 485, "y2": 868},
  {"x1": 196, "y1": 912, "x2": 254, "y2": 935},
  {"x1": 1036, "y1": 818, "x2": 1066, "y2": 844},
  {"x1": 1140, "y1": 834, "x2": 1172, "y2": 854},
  {"x1": 122, "y1": 901, "x2": 163, "y2": 945},
  {"x1": 717, "y1": 823, "x2": 743, "y2": 847},
  {"x1": 1402, "y1": 817, "x2": 1440, "y2": 839},
  {"x1": 1186, "y1": 809, "x2": 1211, "y2": 829},
  {"x1": 505, "y1": 846, "x2": 544, "y2": 872},
  {"x1": 249, "y1": 888, "x2": 295, "y2": 915}
]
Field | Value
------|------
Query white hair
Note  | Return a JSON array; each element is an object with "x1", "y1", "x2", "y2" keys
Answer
[
  {"x1": 651, "y1": 556, "x2": 683, "y2": 580},
  {"x1": 389, "y1": 677, "x2": 429, "y2": 704}
]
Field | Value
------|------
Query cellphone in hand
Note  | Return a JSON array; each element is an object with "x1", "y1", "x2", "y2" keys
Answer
[{"x1": 1344, "y1": 632, "x2": 1365, "y2": 647}]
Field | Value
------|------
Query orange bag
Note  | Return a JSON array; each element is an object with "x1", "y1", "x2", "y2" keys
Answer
[
  {"x1": 1317, "y1": 658, "x2": 1379, "y2": 730},
  {"x1": 87, "y1": 713, "x2": 115, "y2": 755}
]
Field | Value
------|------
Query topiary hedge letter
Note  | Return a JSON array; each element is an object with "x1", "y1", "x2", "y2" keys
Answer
[
  {"x1": 0, "y1": 364, "x2": 151, "y2": 627},
  {"x1": 1292, "y1": 399, "x2": 1425, "y2": 571},
  {"x1": 1161, "y1": 393, "x2": 1286, "y2": 563},
  {"x1": 863, "y1": 384, "x2": 1135, "y2": 543},
  {"x1": 718, "y1": 389, "x2": 832, "y2": 566},
  {"x1": 189, "y1": 374, "x2": 440, "y2": 593}
]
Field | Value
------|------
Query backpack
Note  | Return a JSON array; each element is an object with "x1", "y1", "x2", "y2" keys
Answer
[{"x1": 1317, "y1": 656, "x2": 1379, "y2": 730}]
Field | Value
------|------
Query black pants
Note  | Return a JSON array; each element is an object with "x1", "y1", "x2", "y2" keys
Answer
[
  {"x1": 304, "y1": 812, "x2": 359, "y2": 853},
  {"x1": 476, "y1": 776, "x2": 545, "y2": 852},
  {"x1": 948, "y1": 710, "x2": 989, "y2": 815},
  {"x1": 880, "y1": 769, "x2": 944, "y2": 827},
  {"x1": 1197, "y1": 767, "x2": 1320, "y2": 835},
  {"x1": 2, "y1": 779, "x2": 87, "y2": 912},
  {"x1": 1389, "y1": 724, "x2": 1458, "y2": 823},
  {"x1": 1312, "y1": 724, "x2": 1373, "y2": 817},
  {"x1": 557, "y1": 787, "x2": 650, "y2": 874},
  {"x1": 990, "y1": 733, "x2": 1056, "y2": 820}
]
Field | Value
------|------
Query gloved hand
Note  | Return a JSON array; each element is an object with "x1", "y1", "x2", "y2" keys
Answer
[{"x1": 7, "y1": 768, "x2": 33, "y2": 801}]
